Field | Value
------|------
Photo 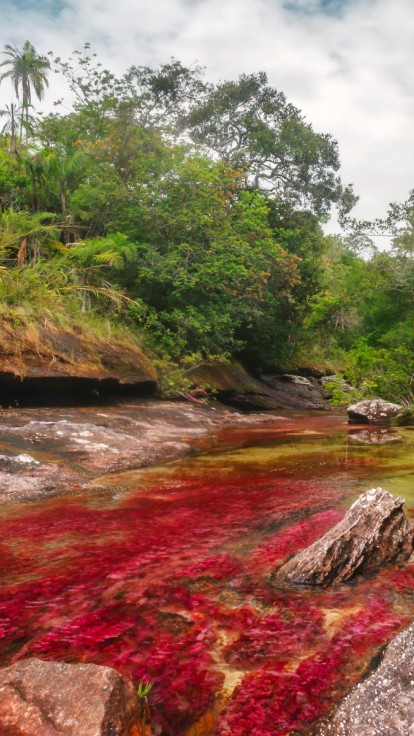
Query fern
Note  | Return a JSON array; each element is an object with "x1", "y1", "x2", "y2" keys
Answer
[
  {"x1": 64, "y1": 232, "x2": 137, "y2": 270},
  {"x1": 0, "y1": 208, "x2": 60, "y2": 262}
]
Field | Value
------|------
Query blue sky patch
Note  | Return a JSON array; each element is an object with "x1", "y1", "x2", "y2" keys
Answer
[
  {"x1": 6, "y1": 0, "x2": 65, "y2": 15},
  {"x1": 283, "y1": 0, "x2": 356, "y2": 17}
]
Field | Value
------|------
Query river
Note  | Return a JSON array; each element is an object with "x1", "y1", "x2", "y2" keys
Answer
[{"x1": 1, "y1": 409, "x2": 414, "y2": 735}]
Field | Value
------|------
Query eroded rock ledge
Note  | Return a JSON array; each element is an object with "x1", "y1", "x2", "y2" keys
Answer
[
  {"x1": 273, "y1": 488, "x2": 414, "y2": 587},
  {"x1": 0, "y1": 316, "x2": 157, "y2": 405},
  {"x1": 321, "y1": 622, "x2": 414, "y2": 735},
  {"x1": 0, "y1": 658, "x2": 139, "y2": 735}
]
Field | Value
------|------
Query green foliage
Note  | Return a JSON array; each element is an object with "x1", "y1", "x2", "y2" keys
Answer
[
  {"x1": 391, "y1": 408, "x2": 414, "y2": 427},
  {"x1": 302, "y1": 200, "x2": 414, "y2": 404},
  {"x1": 62, "y1": 232, "x2": 137, "y2": 270},
  {"x1": 182, "y1": 72, "x2": 356, "y2": 217},
  {"x1": 321, "y1": 376, "x2": 364, "y2": 407},
  {"x1": 0, "y1": 43, "x2": 366, "y2": 389},
  {"x1": 137, "y1": 681, "x2": 154, "y2": 699},
  {"x1": 344, "y1": 342, "x2": 414, "y2": 404},
  {"x1": 4, "y1": 42, "x2": 414, "y2": 403},
  {"x1": 0, "y1": 207, "x2": 59, "y2": 262}
]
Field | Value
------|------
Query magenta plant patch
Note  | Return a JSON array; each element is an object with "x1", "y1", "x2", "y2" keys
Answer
[{"x1": 0, "y1": 420, "x2": 412, "y2": 735}]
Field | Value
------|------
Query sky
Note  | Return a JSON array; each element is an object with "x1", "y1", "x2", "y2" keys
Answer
[{"x1": 0, "y1": 0, "x2": 413, "y2": 233}]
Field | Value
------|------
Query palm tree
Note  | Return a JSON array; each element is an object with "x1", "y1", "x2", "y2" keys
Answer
[
  {"x1": 0, "y1": 103, "x2": 19, "y2": 155},
  {"x1": 0, "y1": 41, "x2": 50, "y2": 144}
]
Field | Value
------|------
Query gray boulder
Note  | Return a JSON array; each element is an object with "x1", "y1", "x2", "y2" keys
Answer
[
  {"x1": 273, "y1": 488, "x2": 414, "y2": 587},
  {"x1": 347, "y1": 399, "x2": 402, "y2": 425},
  {"x1": 321, "y1": 622, "x2": 414, "y2": 735}
]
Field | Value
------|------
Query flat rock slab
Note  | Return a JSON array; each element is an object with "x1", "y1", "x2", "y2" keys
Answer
[
  {"x1": 321, "y1": 622, "x2": 414, "y2": 735},
  {"x1": 0, "y1": 658, "x2": 139, "y2": 736},
  {"x1": 0, "y1": 400, "x2": 286, "y2": 503},
  {"x1": 347, "y1": 399, "x2": 402, "y2": 425},
  {"x1": 273, "y1": 488, "x2": 414, "y2": 587}
]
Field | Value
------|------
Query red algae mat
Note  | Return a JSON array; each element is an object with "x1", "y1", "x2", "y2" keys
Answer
[{"x1": 1, "y1": 414, "x2": 414, "y2": 735}]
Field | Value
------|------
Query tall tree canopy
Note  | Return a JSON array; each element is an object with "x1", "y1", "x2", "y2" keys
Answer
[{"x1": 182, "y1": 72, "x2": 356, "y2": 217}]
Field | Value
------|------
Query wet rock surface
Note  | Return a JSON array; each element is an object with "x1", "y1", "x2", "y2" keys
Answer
[
  {"x1": 261, "y1": 374, "x2": 327, "y2": 410},
  {"x1": 273, "y1": 488, "x2": 414, "y2": 587},
  {"x1": 0, "y1": 400, "x2": 286, "y2": 503},
  {"x1": 322, "y1": 622, "x2": 414, "y2": 735},
  {"x1": 0, "y1": 452, "x2": 81, "y2": 503},
  {"x1": 0, "y1": 657, "x2": 139, "y2": 736},
  {"x1": 223, "y1": 374, "x2": 327, "y2": 412},
  {"x1": 347, "y1": 399, "x2": 402, "y2": 425}
]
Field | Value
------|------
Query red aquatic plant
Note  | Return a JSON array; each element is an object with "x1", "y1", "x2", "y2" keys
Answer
[
  {"x1": 247, "y1": 509, "x2": 343, "y2": 572},
  {"x1": 224, "y1": 607, "x2": 326, "y2": 668},
  {"x1": 0, "y1": 429, "x2": 412, "y2": 735}
]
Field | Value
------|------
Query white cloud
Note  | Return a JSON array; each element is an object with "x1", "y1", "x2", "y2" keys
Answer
[{"x1": 0, "y1": 0, "x2": 414, "y2": 230}]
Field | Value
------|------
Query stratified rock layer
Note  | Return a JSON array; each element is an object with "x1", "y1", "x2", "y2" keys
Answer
[
  {"x1": 0, "y1": 315, "x2": 157, "y2": 401},
  {"x1": 0, "y1": 658, "x2": 140, "y2": 736},
  {"x1": 322, "y1": 622, "x2": 414, "y2": 735},
  {"x1": 273, "y1": 488, "x2": 414, "y2": 587},
  {"x1": 347, "y1": 399, "x2": 402, "y2": 425}
]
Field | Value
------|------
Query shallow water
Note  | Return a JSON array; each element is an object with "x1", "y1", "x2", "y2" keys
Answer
[{"x1": 2, "y1": 411, "x2": 414, "y2": 735}]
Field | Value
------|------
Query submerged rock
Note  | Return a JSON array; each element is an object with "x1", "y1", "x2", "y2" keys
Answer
[
  {"x1": 322, "y1": 622, "x2": 414, "y2": 735},
  {"x1": 273, "y1": 488, "x2": 414, "y2": 587},
  {"x1": 347, "y1": 399, "x2": 402, "y2": 425},
  {"x1": 0, "y1": 658, "x2": 140, "y2": 735}
]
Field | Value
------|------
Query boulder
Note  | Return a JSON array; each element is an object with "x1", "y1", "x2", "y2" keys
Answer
[
  {"x1": 187, "y1": 362, "x2": 328, "y2": 411},
  {"x1": 0, "y1": 658, "x2": 140, "y2": 736},
  {"x1": 321, "y1": 375, "x2": 353, "y2": 392},
  {"x1": 322, "y1": 622, "x2": 414, "y2": 735},
  {"x1": 282, "y1": 374, "x2": 314, "y2": 386},
  {"x1": 347, "y1": 399, "x2": 402, "y2": 425},
  {"x1": 272, "y1": 488, "x2": 414, "y2": 587}
]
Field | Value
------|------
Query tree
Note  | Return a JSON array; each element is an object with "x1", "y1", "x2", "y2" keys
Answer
[
  {"x1": 182, "y1": 72, "x2": 356, "y2": 217},
  {"x1": 125, "y1": 58, "x2": 207, "y2": 129},
  {"x1": 0, "y1": 41, "x2": 50, "y2": 143},
  {"x1": 0, "y1": 103, "x2": 20, "y2": 155},
  {"x1": 120, "y1": 153, "x2": 300, "y2": 358}
]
